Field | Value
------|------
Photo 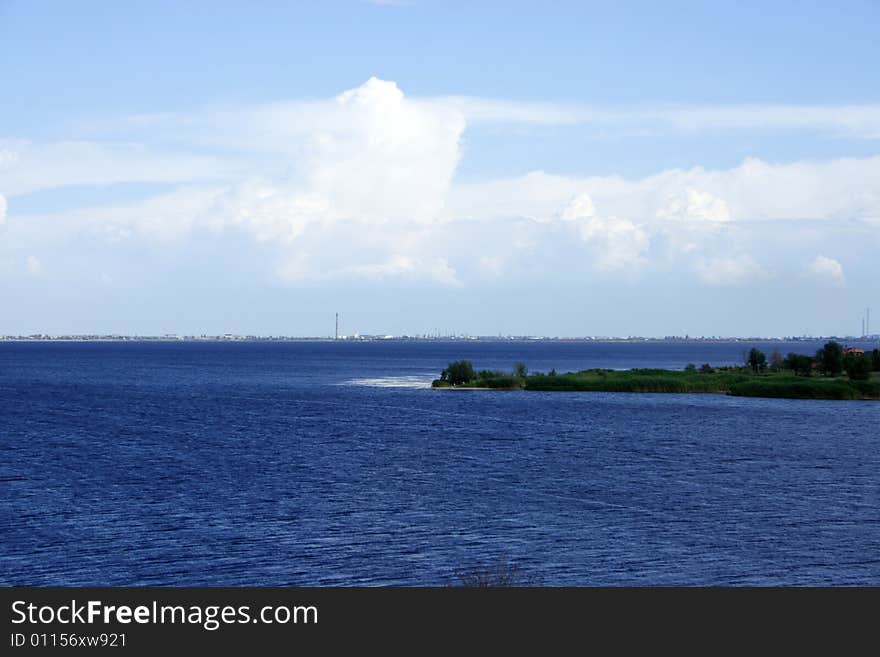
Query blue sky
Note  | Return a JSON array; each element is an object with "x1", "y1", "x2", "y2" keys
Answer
[{"x1": 1, "y1": 0, "x2": 878, "y2": 336}]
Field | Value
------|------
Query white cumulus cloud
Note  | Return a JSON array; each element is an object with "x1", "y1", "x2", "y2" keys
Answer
[
  {"x1": 450, "y1": 156, "x2": 880, "y2": 226},
  {"x1": 309, "y1": 77, "x2": 464, "y2": 224},
  {"x1": 4, "y1": 79, "x2": 879, "y2": 293},
  {"x1": 562, "y1": 194, "x2": 649, "y2": 272},
  {"x1": 215, "y1": 182, "x2": 332, "y2": 243},
  {"x1": 654, "y1": 189, "x2": 732, "y2": 256},
  {"x1": 806, "y1": 255, "x2": 845, "y2": 286},
  {"x1": 200, "y1": 78, "x2": 466, "y2": 284},
  {"x1": 560, "y1": 193, "x2": 596, "y2": 221},
  {"x1": 657, "y1": 189, "x2": 732, "y2": 223}
]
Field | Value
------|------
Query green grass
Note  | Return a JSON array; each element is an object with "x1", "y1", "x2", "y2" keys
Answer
[
  {"x1": 525, "y1": 369, "x2": 750, "y2": 393},
  {"x1": 479, "y1": 376, "x2": 524, "y2": 389},
  {"x1": 433, "y1": 367, "x2": 880, "y2": 400},
  {"x1": 850, "y1": 379, "x2": 880, "y2": 398}
]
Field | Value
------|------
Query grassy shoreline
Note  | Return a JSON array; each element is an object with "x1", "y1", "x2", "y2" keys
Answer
[{"x1": 432, "y1": 368, "x2": 880, "y2": 400}]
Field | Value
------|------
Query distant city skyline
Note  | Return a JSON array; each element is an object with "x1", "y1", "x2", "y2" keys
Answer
[
  {"x1": 1, "y1": 1, "x2": 878, "y2": 337},
  {"x1": 3, "y1": 327, "x2": 878, "y2": 342}
]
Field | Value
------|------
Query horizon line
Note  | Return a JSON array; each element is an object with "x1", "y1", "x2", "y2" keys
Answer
[{"x1": 2, "y1": 334, "x2": 879, "y2": 343}]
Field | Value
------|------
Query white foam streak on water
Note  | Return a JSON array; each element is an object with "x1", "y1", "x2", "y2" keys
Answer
[{"x1": 342, "y1": 376, "x2": 434, "y2": 389}]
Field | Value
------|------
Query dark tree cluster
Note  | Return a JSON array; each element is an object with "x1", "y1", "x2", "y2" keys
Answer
[
  {"x1": 783, "y1": 352, "x2": 814, "y2": 376},
  {"x1": 815, "y1": 341, "x2": 844, "y2": 376},
  {"x1": 747, "y1": 348, "x2": 767, "y2": 373},
  {"x1": 842, "y1": 346, "x2": 879, "y2": 381},
  {"x1": 440, "y1": 360, "x2": 475, "y2": 385},
  {"x1": 779, "y1": 341, "x2": 877, "y2": 380},
  {"x1": 844, "y1": 352, "x2": 873, "y2": 380}
]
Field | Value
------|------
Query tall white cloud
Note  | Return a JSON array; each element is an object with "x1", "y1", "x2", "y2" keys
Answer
[
  {"x1": 0, "y1": 78, "x2": 468, "y2": 284},
  {"x1": 309, "y1": 77, "x2": 464, "y2": 224},
  {"x1": 0, "y1": 194, "x2": 7, "y2": 226},
  {"x1": 204, "y1": 78, "x2": 466, "y2": 283}
]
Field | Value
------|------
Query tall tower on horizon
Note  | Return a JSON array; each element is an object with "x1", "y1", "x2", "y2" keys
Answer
[{"x1": 335, "y1": 313, "x2": 339, "y2": 340}]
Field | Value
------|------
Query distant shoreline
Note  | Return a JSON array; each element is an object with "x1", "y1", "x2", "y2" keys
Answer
[{"x1": 2, "y1": 336, "x2": 878, "y2": 344}]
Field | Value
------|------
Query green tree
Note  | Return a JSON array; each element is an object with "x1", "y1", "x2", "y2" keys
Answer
[
  {"x1": 513, "y1": 362, "x2": 528, "y2": 378},
  {"x1": 872, "y1": 349, "x2": 880, "y2": 372},
  {"x1": 844, "y1": 353, "x2": 872, "y2": 380},
  {"x1": 816, "y1": 341, "x2": 844, "y2": 377},
  {"x1": 783, "y1": 353, "x2": 814, "y2": 377},
  {"x1": 747, "y1": 348, "x2": 767, "y2": 373},
  {"x1": 441, "y1": 360, "x2": 475, "y2": 385},
  {"x1": 699, "y1": 363, "x2": 714, "y2": 374}
]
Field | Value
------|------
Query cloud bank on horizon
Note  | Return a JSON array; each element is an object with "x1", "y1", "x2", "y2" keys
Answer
[{"x1": 1, "y1": 76, "x2": 878, "y2": 336}]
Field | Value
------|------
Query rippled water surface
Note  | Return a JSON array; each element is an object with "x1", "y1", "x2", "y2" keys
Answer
[{"x1": 1, "y1": 340, "x2": 879, "y2": 585}]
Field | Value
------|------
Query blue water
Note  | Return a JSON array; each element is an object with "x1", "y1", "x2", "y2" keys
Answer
[{"x1": 1, "y1": 340, "x2": 879, "y2": 586}]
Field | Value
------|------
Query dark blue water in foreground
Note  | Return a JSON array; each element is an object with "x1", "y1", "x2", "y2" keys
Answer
[{"x1": 1, "y1": 340, "x2": 879, "y2": 586}]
